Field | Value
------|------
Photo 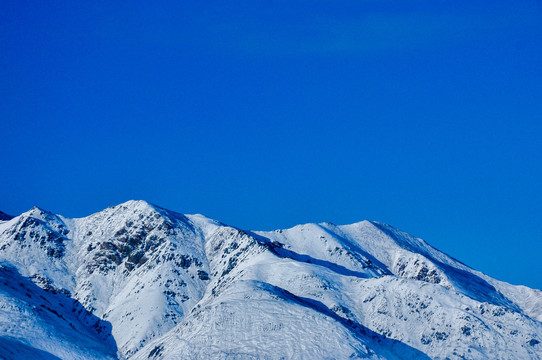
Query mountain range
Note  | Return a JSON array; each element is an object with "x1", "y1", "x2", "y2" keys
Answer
[{"x1": 0, "y1": 200, "x2": 541, "y2": 359}]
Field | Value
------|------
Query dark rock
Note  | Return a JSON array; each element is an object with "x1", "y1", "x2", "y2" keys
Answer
[
  {"x1": 197, "y1": 270, "x2": 209, "y2": 281},
  {"x1": 528, "y1": 339, "x2": 540, "y2": 346}
]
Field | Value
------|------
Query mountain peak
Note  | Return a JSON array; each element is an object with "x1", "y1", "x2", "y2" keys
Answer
[
  {"x1": 18, "y1": 206, "x2": 57, "y2": 221},
  {"x1": 101, "y1": 200, "x2": 162, "y2": 217},
  {"x1": 118, "y1": 199, "x2": 154, "y2": 209}
]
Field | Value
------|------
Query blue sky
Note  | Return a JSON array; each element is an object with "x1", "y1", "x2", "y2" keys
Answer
[{"x1": 1, "y1": 1, "x2": 541, "y2": 288}]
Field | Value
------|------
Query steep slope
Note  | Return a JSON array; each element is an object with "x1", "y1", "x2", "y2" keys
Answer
[
  {"x1": 1, "y1": 202, "x2": 541, "y2": 359},
  {"x1": 64, "y1": 201, "x2": 210, "y2": 357},
  {"x1": 0, "y1": 264, "x2": 116, "y2": 360}
]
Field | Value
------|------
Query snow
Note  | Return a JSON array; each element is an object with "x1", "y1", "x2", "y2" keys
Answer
[{"x1": 0, "y1": 200, "x2": 541, "y2": 359}]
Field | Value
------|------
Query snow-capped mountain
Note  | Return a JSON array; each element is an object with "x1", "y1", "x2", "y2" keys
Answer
[{"x1": 0, "y1": 200, "x2": 541, "y2": 359}]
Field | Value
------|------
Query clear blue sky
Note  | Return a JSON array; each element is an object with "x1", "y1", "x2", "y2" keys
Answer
[{"x1": 1, "y1": 1, "x2": 541, "y2": 289}]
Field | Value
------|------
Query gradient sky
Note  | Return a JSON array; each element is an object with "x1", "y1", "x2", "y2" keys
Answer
[{"x1": 1, "y1": 1, "x2": 541, "y2": 289}]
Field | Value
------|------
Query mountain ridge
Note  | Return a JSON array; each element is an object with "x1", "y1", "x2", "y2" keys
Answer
[{"x1": 0, "y1": 200, "x2": 541, "y2": 359}]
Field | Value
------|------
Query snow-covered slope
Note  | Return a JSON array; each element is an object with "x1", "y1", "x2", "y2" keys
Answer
[{"x1": 0, "y1": 200, "x2": 541, "y2": 359}]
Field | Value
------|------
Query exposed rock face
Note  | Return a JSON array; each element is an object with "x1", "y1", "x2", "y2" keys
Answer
[{"x1": 0, "y1": 201, "x2": 541, "y2": 359}]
